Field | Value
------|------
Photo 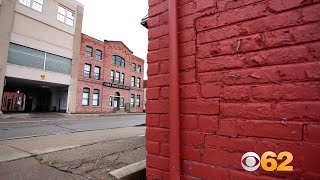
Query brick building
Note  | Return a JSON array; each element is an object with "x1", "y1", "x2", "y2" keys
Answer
[
  {"x1": 76, "y1": 34, "x2": 144, "y2": 113},
  {"x1": 145, "y1": 0, "x2": 320, "y2": 179}
]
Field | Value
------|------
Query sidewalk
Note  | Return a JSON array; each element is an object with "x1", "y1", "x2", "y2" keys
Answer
[
  {"x1": 0, "y1": 126, "x2": 145, "y2": 162},
  {"x1": 0, "y1": 127, "x2": 146, "y2": 179}
]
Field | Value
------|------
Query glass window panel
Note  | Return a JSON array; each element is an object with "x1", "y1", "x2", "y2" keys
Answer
[
  {"x1": 57, "y1": 14, "x2": 65, "y2": 22},
  {"x1": 58, "y1": 6, "x2": 66, "y2": 14},
  {"x1": 19, "y1": 0, "x2": 31, "y2": 7},
  {"x1": 82, "y1": 99, "x2": 88, "y2": 105},
  {"x1": 66, "y1": 18, "x2": 74, "y2": 26},
  {"x1": 66, "y1": 10, "x2": 74, "y2": 20}
]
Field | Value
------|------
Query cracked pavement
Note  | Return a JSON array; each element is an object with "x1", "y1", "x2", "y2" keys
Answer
[{"x1": 0, "y1": 114, "x2": 146, "y2": 179}]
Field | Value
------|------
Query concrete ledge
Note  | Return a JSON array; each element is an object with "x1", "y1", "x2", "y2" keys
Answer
[{"x1": 109, "y1": 160, "x2": 146, "y2": 180}]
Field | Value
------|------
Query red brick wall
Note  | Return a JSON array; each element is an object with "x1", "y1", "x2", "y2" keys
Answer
[
  {"x1": 76, "y1": 34, "x2": 144, "y2": 113},
  {"x1": 146, "y1": 0, "x2": 320, "y2": 179}
]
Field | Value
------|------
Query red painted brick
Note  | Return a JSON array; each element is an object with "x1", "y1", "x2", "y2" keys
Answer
[
  {"x1": 179, "y1": 28, "x2": 196, "y2": 43},
  {"x1": 181, "y1": 115, "x2": 198, "y2": 129},
  {"x1": 181, "y1": 146, "x2": 201, "y2": 161},
  {"x1": 180, "y1": 69, "x2": 196, "y2": 84},
  {"x1": 223, "y1": 85, "x2": 251, "y2": 101},
  {"x1": 178, "y1": 2, "x2": 195, "y2": 18},
  {"x1": 304, "y1": 124, "x2": 320, "y2": 143},
  {"x1": 181, "y1": 99, "x2": 219, "y2": 115},
  {"x1": 146, "y1": 127, "x2": 169, "y2": 143},
  {"x1": 147, "y1": 74, "x2": 169, "y2": 87},
  {"x1": 196, "y1": 2, "x2": 268, "y2": 31},
  {"x1": 191, "y1": 162, "x2": 229, "y2": 179},
  {"x1": 181, "y1": 131, "x2": 205, "y2": 146},
  {"x1": 180, "y1": 84, "x2": 199, "y2": 99},
  {"x1": 148, "y1": 24, "x2": 168, "y2": 40},
  {"x1": 196, "y1": 0, "x2": 216, "y2": 11},
  {"x1": 147, "y1": 48, "x2": 169, "y2": 63},
  {"x1": 279, "y1": 62, "x2": 320, "y2": 82},
  {"x1": 197, "y1": 23, "x2": 320, "y2": 58},
  {"x1": 221, "y1": 103, "x2": 273, "y2": 119},
  {"x1": 148, "y1": 62, "x2": 159, "y2": 76},
  {"x1": 268, "y1": 0, "x2": 311, "y2": 12},
  {"x1": 198, "y1": 115, "x2": 219, "y2": 132},
  {"x1": 146, "y1": 100, "x2": 169, "y2": 113},
  {"x1": 198, "y1": 55, "x2": 244, "y2": 72},
  {"x1": 159, "y1": 87, "x2": 168, "y2": 100},
  {"x1": 303, "y1": 143, "x2": 320, "y2": 173},
  {"x1": 146, "y1": 168, "x2": 164, "y2": 180},
  {"x1": 146, "y1": 154, "x2": 170, "y2": 171},
  {"x1": 180, "y1": 56, "x2": 196, "y2": 70},
  {"x1": 202, "y1": 148, "x2": 242, "y2": 169},
  {"x1": 217, "y1": 0, "x2": 263, "y2": 12},
  {"x1": 146, "y1": 141, "x2": 160, "y2": 154},
  {"x1": 159, "y1": 114, "x2": 170, "y2": 128},
  {"x1": 219, "y1": 119, "x2": 303, "y2": 141},
  {"x1": 200, "y1": 83, "x2": 221, "y2": 98},
  {"x1": 222, "y1": 67, "x2": 280, "y2": 85},
  {"x1": 229, "y1": 170, "x2": 282, "y2": 180},
  {"x1": 160, "y1": 143, "x2": 170, "y2": 157},
  {"x1": 147, "y1": 87, "x2": 160, "y2": 100},
  {"x1": 274, "y1": 102, "x2": 320, "y2": 121},
  {"x1": 179, "y1": 41, "x2": 196, "y2": 57},
  {"x1": 252, "y1": 83, "x2": 320, "y2": 101},
  {"x1": 146, "y1": 114, "x2": 160, "y2": 127}
]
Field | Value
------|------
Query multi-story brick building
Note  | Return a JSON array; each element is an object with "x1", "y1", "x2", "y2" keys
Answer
[{"x1": 76, "y1": 34, "x2": 144, "y2": 113}]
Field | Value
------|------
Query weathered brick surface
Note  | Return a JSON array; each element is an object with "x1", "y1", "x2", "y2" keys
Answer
[{"x1": 146, "y1": 0, "x2": 320, "y2": 179}]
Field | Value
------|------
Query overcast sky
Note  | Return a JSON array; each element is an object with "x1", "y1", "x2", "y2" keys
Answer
[{"x1": 76, "y1": 0, "x2": 149, "y2": 79}]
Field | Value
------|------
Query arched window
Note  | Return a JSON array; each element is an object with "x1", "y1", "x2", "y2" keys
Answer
[{"x1": 112, "y1": 55, "x2": 125, "y2": 67}]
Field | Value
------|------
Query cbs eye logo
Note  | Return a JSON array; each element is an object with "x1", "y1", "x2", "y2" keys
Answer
[{"x1": 241, "y1": 151, "x2": 293, "y2": 172}]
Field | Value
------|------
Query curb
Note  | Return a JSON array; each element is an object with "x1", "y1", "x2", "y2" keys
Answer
[{"x1": 109, "y1": 160, "x2": 146, "y2": 180}]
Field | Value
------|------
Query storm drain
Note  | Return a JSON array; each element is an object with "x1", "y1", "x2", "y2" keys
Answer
[{"x1": 109, "y1": 160, "x2": 146, "y2": 180}]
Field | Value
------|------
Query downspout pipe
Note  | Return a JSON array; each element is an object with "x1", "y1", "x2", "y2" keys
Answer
[{"x1": 169, "y1": 0, "x2": 180, "y2": 179}]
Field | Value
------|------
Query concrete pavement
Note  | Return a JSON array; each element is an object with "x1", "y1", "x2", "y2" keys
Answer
[
  {"x1": 0, "y1": 114, "x2": 146, "y2": 140},
  {"x1": 0, "y1": 114, "x2": 146, "y2": 179},
  {"x1": 0, "y1": 126, "x2": 145, "y2": 162}
]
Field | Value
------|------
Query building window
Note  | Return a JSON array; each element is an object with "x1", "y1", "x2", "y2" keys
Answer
[
  {"x1": 84, "y1": 64, "x2": 91, "y2": 79},
  {"x1": 19, "y1": 0, "x2": 31, "y2": 7},
  {"x1": 132, "y1": 63, "x2": 136, "y2": 71},
  {"x1": 94, "y1": 66, "x2": 101, "y2": 80},
  {"x1": 115, "y1": 72, "x2": 120, "y2": 84},
  {"x1": 138, "y1": 65, "x2": 142, "y2": 73},
  {"x1": 136, "y1": 95, "x2": 141, "y2": 107},
  {"x1": 96, "y1": 50, "x2": 102, "y2": 60},
  {"x1": 57, "y1": 5, "x2": 75, "y2": 26},
  {"x1": 92, "y1": 89, "x2": 100, "y2": 106},
  {"x1": 137, "y1": 78, "x2": 141, "y2": 88},
  {"x1": 82, "y1": 88, "x2": 90, "y2": 106},
  {"x1": 121, "y1": 97, "x2": 124, "y2": 107},
  {"x1": 130, "y1": 94, "x2": 135, "y2": 107},
  {"x1": 32, "y1": 0, "x2": 43, "y2": 12},
  {"x1": 109, "y1": 96, "x2": 113, "y2": 107},
  {"x1": 110, "y1": 70, "x2": 114, "y2": 83},
  {"x1": 19, "y1": 0, "x2": 43, "y2": 12},
  {"x1": 112, "y1": 55, "x2": 125, "y2": 67},
  {"x1": 86, "y1": 46, "x2": 93, "y2": 57},
  {"x1": 131, "y1": 76, "x2": 135, "y2": 87},
  {"x1": 121, "y1": 73, "x2": 125, "y2": 85}
]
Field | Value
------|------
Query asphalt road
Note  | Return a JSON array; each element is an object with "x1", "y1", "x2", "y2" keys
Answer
[{"x1": 0, "y1": 114, "x2": 146, "y2": 140}]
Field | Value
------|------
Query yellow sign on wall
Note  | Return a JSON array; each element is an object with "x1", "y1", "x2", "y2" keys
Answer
[{"x1": 41, "y1": 75, "x2": 45, "y2": 80}]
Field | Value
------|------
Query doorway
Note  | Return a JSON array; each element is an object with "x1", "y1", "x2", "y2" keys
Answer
[{"x1": 114, "y1": 92, "x2": 120, "y2": 111}]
